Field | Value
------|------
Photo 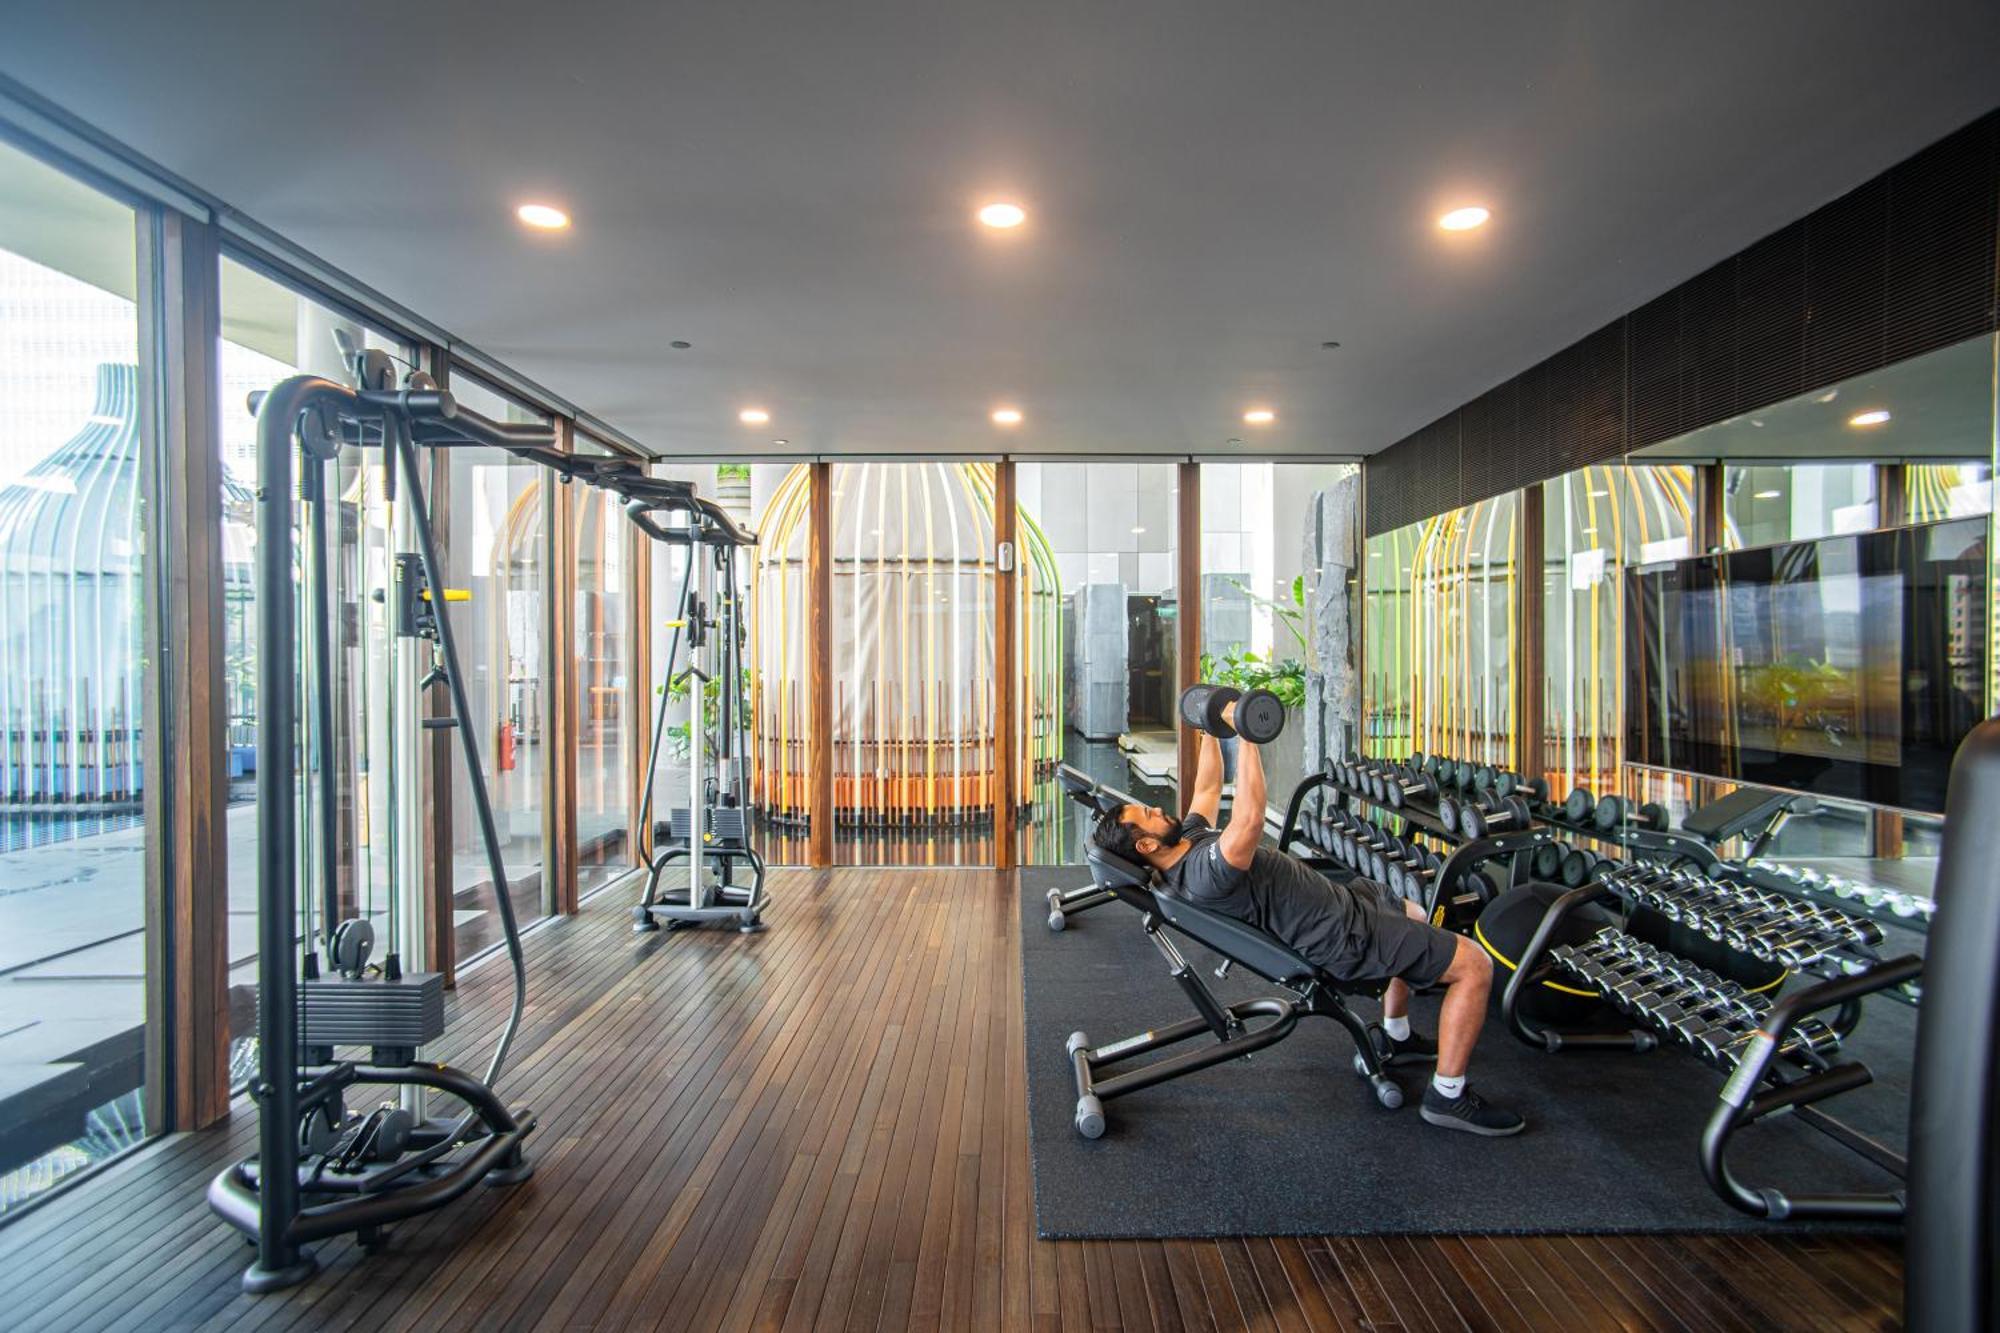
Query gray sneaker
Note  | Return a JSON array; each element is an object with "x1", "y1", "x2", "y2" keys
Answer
[{"x1": 1420, "y1": 1085, "x2": 1526, "y2": 1137}]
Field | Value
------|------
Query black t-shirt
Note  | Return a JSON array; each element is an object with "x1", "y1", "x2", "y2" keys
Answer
[{"x1": 1160, "y1": 813, "x2": 1370, "y2": 970}]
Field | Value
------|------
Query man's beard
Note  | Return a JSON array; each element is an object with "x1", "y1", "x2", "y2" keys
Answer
[{"x1": 1153, "y1": 818, "x2": 1184, "y2": 848}]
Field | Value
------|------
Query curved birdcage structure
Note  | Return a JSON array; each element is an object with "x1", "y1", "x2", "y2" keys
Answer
[
  {"x1": 750, "y1": 462, "x2": 1060, "y2": 828},
  {"x1": 0, "y1": 364, "x2": 146, "y2": 808}
]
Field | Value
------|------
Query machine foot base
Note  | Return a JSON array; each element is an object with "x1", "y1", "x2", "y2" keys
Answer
[
  {"x1": 484, "y1": 1156, "x2": 535, "y2": 1187},
  {"x1": 738, "y1": 916, "x2": 768, "y2": 934},
  {"x1": 242, "y1": 1252, "x2": 319, "y2": 1294}
]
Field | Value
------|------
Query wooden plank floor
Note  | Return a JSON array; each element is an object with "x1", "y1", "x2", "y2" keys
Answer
[{"x1": 0, "y1": 869, "x2": 1905, "y2": 1331}]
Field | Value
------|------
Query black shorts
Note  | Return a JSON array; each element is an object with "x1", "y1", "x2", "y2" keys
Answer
[{"x1": 1331, "y1": 877, "x2": 1460, "y2": 988}]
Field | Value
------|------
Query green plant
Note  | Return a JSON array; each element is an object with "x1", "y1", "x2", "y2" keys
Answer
[
  {"x1": 664, "y1": 667, "x2": 753, "y2": 759},
  {"x1": 714, "y1": 462, "x2": 750, "y2": 485},
  {"x1": 1199, "y1": 644, "x2": 1307, "y2": 710},
  {"x1": 1197, "y1": 575, "x2": 1312, "y2": 709}
]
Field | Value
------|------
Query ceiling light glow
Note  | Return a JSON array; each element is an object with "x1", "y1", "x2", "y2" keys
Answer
[
  {"x1": 1242, "y1": 408, "x2": 1276, "y2": 425},
  {"x1": 991, "y1": 407, "x2": 1023, "y2": 425},
  {"x1": 1848, "y1": 409, "x2": 1892, "y2": 427},
  {"x1": 1130, "y1": 526, "x2": 1146, "y2": 535},
  {"x1": 978, "y1": 202, "x2": 1026, "y2": 229},
  {"x1": 738, "y1": 408, "x2": 770, "y2": 425},
  {"x1": 1438, "y1": 206, "x2": 1491, "y2": 231},
  {"x1": 1754, "y1": 489, "x2": 1782, "y2": 500},
  {"x1": 516, "y1": 202, "x2": 570, "y2": 230}
]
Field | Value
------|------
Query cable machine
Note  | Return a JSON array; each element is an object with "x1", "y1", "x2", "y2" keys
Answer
[
  {"x1": 630, "y1": 495, "x2": 768, "y2": 933},
  {"x1": 209, "y1": 353, "x2": 700, "y2": 1291}
]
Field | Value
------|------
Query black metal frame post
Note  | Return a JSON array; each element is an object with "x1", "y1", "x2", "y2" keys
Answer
[
  {"x1": 244, "y1": 376, "x2": 349, "y2": 1292},
  {"x1": 1908, "y1": 716, "x2": 2000, "y2": 1332}
]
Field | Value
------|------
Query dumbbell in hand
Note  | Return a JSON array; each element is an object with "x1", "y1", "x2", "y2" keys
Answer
[{"x1": 1180, "y1": 683, "x2": 1286, "y2": 744}]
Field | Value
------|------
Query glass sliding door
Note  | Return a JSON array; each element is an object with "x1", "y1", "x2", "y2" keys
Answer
[{"x1": 0, "y1": 139, "x2": 150, "y2": 1215}]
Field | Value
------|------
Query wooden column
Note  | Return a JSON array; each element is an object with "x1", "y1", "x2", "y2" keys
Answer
[
  {"x1": 1876, "y1": 463, "x2": 1907, "y2": 528},
  {"x1": 422, "y1": 352, "x2": 458, "y2": 984},
  {"x1": 1516, "y1": 484, "x2": 1546, "y2": 782},
  {"x1": 1697, "y1": 462, "x2": 1727, "y2": 554},
  {"x1": 1176, "y1": 462, "x2": 1202, "y2": 809},
  {"x1": 139, "y1": 207, "x2": 232, "y2": 1131},
  {"x1": 628, "y1": 515, "x2": 654, "y2": 866},
  {"x1": 807, "y1": 462, "x2": 835, "y2": 866},
  {"x1": 546, "y1": 431, "x2": 580, "y2": 915},
  {"x1": 993, "y1": 461, "x2": 1018, "y2": 870},
  {"x1": 1871, "y1": 464, "x2": 1908, "y2": 858}
]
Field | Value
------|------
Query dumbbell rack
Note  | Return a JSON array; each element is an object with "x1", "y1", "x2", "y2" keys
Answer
[
  {"x1": 1283, "y1": 758, "x2": 1555, "y2": 929},
  {"x1": 1500, "y1": 861, "x2": 1925, "y2": 1221},
  {"x1": 1529, "y1": 804, "x2": 1723, "y2": 874}
]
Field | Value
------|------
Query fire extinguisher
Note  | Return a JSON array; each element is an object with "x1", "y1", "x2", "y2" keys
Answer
[{"x1": 497, "y1": 720, "x2": 517, "y2": 772}]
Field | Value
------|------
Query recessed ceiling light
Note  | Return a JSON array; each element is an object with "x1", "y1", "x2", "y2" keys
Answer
[
  {"x1": 1848, "y1": 409, "x2": 1891, "y2": 427},
  {"x1": 772, "y1": 438, "x2": 790, "y2": 446},
  {"x1": 977, "y1": 202, "x2": 1026, "y2": 229},
  {"x1": 671, "y1": 340, "x2": 692, "y2": 350},
  {"x1": 1438, "y1": 206, "x2": 1490, "y2": 231},
  {"x1": 1226, "y1": 437, "x2": 1244, "y2": 446},
  {"x1": 1130, "y1": 526, "x2": 1146, "y2": 535},
  {"x1": 1754, "y1": 489, "x2": 1782, "y2": 500},
  {"x1": 738, "y1": 408, "x2": 770, "y2": 425},
  {"x1": 1243, "y1": 408, "x2": 1276, "y2": 425},
  {"x1": 516, "y1": 202, "x2": 570, "y2": 230},
  {"x1": 1321, "y1": 341, "x2": 1342, "y2": 350},
  {"x1": 991, "y1": 407, "x2": 1023, "y2": 426}
]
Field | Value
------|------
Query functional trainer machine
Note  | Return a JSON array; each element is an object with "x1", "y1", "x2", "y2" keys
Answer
[
  {"x1": 630, "y1": 494, "x2": 767, "y2": 933},
  {"x1": 209, "y1": 355, "x2": 701, "y2": 1291}
]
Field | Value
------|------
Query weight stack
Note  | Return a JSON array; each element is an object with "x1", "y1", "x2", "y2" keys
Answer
[{"x1": 301, "y1": 972, "x2": 447, "y2": 1050}]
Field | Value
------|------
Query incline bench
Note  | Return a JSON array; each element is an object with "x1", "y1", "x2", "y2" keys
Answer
[{"x1": 1063, "y1": 841, "x2": 1403, "y2": 1138}]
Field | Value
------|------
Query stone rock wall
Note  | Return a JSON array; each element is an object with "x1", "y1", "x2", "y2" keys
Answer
[{"x1": 1302, "y1": 472, "x2": 1361, "y2": 776}]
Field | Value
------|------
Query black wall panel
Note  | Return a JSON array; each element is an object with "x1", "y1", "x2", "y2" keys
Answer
[{"x1": 1365, "y1": 108, "x2": 1999, "y2": 536}]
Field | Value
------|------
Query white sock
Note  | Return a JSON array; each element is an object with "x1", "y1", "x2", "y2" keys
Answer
[
  {"x1": 1384, "y1": 1014, "x2": 1411, "y2": 1041},
  {"x1": 1432, "y1": 1072, "x2": 1466, "y2": 1099}
]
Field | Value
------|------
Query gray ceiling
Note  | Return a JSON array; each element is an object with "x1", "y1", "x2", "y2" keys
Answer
[{"x1": 4, "y1": 3, "x2": 1997, "y2": 459}]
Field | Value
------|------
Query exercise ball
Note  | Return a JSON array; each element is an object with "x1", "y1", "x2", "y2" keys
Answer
[{"x1": 1474, "y1": 883, "x2": 1617, "y2": 1025}]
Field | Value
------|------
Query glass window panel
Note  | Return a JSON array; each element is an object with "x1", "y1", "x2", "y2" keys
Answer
[
  {"x1": 1015, "y1": 462, "x2": 1180, "y2": 864},
  {"x1": 0, "y1": 139, "x2": 149, "y2": 1214},
  {"x1": 575, "y1": 482, "x2": 631, "y2": 895},
  {"x1": 445, "y1": 373, "x2": 549, "y2": 954},
  {"x1": 217, "y1": 257, "x2": 411, "y2": 1087},
  {"x1": 638, "y1": 462, "x2": 790, "y2": 880},
  {"x1": 1197, "y1": 462, "x2": 1359, "y2": 825}
]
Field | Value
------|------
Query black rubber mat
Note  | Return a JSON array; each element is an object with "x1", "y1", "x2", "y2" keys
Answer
[{"x1": 1020, "y1": 866, "x2": 1908, "y2": 1238}]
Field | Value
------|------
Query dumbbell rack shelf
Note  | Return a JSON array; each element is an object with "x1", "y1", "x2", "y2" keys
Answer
[
  {"x1": 1529, "y1": 809, "x2": 1723, "y2": 872},
  {"x1": 1288, "y1": 765, "x2": 1555, "y2": 928},
  {"x1": 1736, "y1": 859, "x2": 1939, "y2": 942},
  {"x1": 1500, "y1": 869, "x2": 1924, "y2": 1221}
]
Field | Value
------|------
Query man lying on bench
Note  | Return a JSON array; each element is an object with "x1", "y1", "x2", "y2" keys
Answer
[{"x1": 1088, "y1": 711, "x2": 1525, "y2": 1137}]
